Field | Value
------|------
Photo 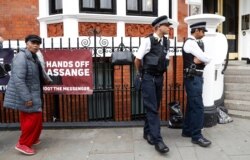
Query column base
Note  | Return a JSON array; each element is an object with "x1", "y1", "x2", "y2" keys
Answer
[{"x1": 204, "y1": 106, "x2": 217, "y2": 127}]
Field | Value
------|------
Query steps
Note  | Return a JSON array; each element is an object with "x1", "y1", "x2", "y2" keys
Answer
[{"x1": 224, "y1": 60, "x2": 250, "y2": 119}]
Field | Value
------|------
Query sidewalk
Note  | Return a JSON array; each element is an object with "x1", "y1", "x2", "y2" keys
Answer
[{"x1": 0, "y1": 117, "x2": 250, "y2": 160}]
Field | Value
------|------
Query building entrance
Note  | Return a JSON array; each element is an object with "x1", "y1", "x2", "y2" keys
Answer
[{"x1": 203, "y1": 0, "x2": 239, "y2": 59}]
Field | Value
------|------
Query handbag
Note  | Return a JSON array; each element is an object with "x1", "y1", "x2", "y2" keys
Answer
[{"x1": 111, "y1": 50, "x2": 133, "y2": 65}]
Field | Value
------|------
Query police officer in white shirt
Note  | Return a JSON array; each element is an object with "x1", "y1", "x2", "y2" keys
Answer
[
  {"x1": 182, "y1": 22, "x2": 212, "y2": 147},
  {"x1": 134, "y1": 15, "x2": 171, "y2": 153}
]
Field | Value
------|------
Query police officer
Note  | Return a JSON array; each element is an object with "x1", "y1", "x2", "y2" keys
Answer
[
  {"x1": 182, "y1": 22, "x2": 212, "y2": 147},
  {"x1": 134, "y1": 15, "x2": 171, "y2": 153}
]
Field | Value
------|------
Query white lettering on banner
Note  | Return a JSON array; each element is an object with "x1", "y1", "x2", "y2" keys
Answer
[
  {"x1": 46, "y1": 61, "x2": 74, "y2": 68},
  {"x1": 62, "y1": 87, "x2": 90, "y2": 91},
  {"x1": 43, "y1": 86, "x2": 62, "y2": 91},
  {"x1": 46, "y1": 61, "x2": 90, "y2": 68},
  {"x1": 41, "y1": 49, "x2": 93, "y2": 94},
  {"x1": 47, "y1": 68, "x2": 90, "y2": 76},
  {"x1": 74, "y1": 61, "x2": 90, "y2": 67},
  {"x1": 46, "y1": 60, "x2": 91, "y2": 76},
  {"x1": 43, "y1": 86, "x2": 90, "y2": 91}
]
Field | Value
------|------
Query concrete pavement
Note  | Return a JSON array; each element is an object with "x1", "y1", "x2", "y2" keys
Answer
[{"x1": 1, "y1": 117, "x2": 250, "y2": 160}]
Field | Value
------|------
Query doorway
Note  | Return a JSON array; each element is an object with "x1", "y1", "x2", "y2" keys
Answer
[{"x1": 203, "y1": 0, "x2": 239, "y2": 59}]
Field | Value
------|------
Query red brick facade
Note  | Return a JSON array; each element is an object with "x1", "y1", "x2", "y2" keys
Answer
[
  {"x1": 0, "y1": 0, "x2": 188, "y2": 41},
  {"x1": 79, "y1": 22, "x2": 117, "y2": 37},
  {"x1": 0, "y1": 0, "x2": 39, "y2": 40},
  {"x1": 178, "y1": 0, "x2": 188, "y2": 41},
  {"x1": 47, "y1": 23, "x2": 64, "y2": 37},
  {"x1": 125, "y1": 24, "x2": 153, "y2": 37}
]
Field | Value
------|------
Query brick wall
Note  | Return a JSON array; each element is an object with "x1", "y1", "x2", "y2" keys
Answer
[
  {"x1": 47, "y1": 23, "x2": 64, "y2": 37},
  {"x1": 113, "y1": 65, "x2": 132, "y2": 121},
  {"x1": 0, "y1": 0, "x2": 39, "y2": 40},
  {"x1": 0, "y1": 0, "x2": 188, "y2": 40},
  {"x1": 178, "y1": 0, "x2": 188, "y2": 41}
]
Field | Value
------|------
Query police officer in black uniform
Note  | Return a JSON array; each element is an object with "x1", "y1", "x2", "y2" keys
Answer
[
  {"x1": 134, "y1": 15, "x2": 171, "y2": 153},
  {"x1": 182, "y1": 22, "x2": 212, "y2": 147}
]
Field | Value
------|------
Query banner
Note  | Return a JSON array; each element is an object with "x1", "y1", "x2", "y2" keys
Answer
[
  {"x1": 41, "y1": 49, "x2": 93, "y2": 94},
  {"x1": 0, "y1": 49, "x2": 14, "y2": 92}
]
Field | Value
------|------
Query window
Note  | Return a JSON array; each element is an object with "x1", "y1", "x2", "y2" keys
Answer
[
  {"x1": 80, "y1": 0, "x2": 116, "y2": 14},
  {"x1": 49, "y1": 0, "x2": 63, "y2": 15},
  {"x1": 203, "y1": 0, "x2": 217, "y2": 14},
  {"x1": 127, "y1": 0, "x2": 157, "y2": 16}
]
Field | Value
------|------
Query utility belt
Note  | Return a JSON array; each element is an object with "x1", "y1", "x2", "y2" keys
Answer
[
  {"x1": 184, "y1": 68, "x2": 203, "y2": 77},
  {"x1": 142, "y1": 70, "x2": 164, "y2": 76}
]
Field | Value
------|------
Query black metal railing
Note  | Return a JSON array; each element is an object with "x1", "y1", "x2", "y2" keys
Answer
[{"x1": 0, "y1": 33, "x2": 185, "y2": 126}]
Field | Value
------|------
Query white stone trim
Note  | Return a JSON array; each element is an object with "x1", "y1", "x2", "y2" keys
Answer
[
  {"x1": 38, "y1": 0, "x2": 179, "y2": 38},
  {"x1": 38, "y1": 14, "x2": 156, "y2": 24}
]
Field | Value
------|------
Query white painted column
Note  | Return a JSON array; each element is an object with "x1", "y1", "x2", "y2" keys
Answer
[
  {"x1": 38, "y1": 0, "x2": 49, "y2": 17},
  {"x1": 62, "y1": 0, "x2": 79, "y2": 37},
  {"x1": 38, "y1": 0, "x2": 49, "y2": 38},
  {"x1": 117, "y1": 22, "x2": 125, "y2": 37},
  {"x1": 39, "y1": 21, "x2": 48, "y2": 38},
  {"x1": 116, "y1": 0, "x2": 126, "y2": 37},
  {"x1": 158, "y1": 0, "x2": 169, "y2": 16},
  {"x1": 62, "y1": 0, "x2": 79, "y2": 14},
  {"x1": 117, "y1": 0, "x2": 126, "y2": 16},
  {"x1": 63, "y1": 17, "x2": 79, "y2": 38},
  {"x1": 172, "y1": 0, "x2": 179, "y2": 37}
]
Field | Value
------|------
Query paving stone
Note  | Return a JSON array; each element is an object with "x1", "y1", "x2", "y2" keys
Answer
[{"x1": 0, "y1": 118, "x2": 250, "y2": 160}]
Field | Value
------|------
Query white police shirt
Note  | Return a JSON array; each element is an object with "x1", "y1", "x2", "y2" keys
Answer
[
  {"x1": 135, "y1": 33, "x2": 170, "y2": 60},
  {"x1": 183, "y1": 35, "x2": 211, "y2": 64}
]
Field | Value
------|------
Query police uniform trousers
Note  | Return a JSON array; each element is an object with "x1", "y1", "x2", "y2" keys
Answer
[
  {"x1": 141, "y1": 73, "x2": 164, "y2": 144},
  {"x1": 182, "y1": 75, "x2": 204, "y2": 140}
]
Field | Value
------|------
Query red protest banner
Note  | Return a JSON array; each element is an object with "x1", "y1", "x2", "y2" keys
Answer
[{"x1": 41, "y1": 49, "x2": 93, "y2": 94}]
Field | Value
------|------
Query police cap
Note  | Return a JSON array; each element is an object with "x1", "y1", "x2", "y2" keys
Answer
[
  {"x1": 152, "y1": 15, "x2": 172, "y2": 27},
  {"x1": 190, "y1": 22, "x2": 208, "y2": 32}
]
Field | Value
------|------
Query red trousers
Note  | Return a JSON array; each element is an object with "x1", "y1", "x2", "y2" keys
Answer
[{"x1": 19, "y1": 111, "x2": 43, "y2": 147}]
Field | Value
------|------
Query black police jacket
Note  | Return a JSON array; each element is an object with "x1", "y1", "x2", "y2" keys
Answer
[
  {"x1": 142, "y1": 35, "x2": 170, "y2": 73},
  {"x1": 182, "y1": 38, "x2": 205, "y2": 70}
]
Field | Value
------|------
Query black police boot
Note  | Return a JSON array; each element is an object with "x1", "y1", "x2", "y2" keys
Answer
[
  {"x1": 143, "y1": 134, "x2": 154, "y2": 145},
  {"x1": 155, "y1": 141, "x2": 169, "y2": 153},
  {"x1": 191, "y1": 137, "x2": 211, "y2": 147}
]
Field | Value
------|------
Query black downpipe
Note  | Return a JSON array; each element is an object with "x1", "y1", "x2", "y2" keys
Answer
[{"x1": 221, "y1": 41, "x2": 230, "y2": 74}]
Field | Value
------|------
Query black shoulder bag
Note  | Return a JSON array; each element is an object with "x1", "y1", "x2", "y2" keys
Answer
[{"x1": 111, "y1": 43, "x2": 133, "y2": 65}]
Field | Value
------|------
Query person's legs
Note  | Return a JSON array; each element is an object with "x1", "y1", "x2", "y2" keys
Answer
[
  {"x1": 142, "y1": 74, "x2": 162, "y2": 143},
  {"x1": 189, "y1": 76, "x2": 204, "y2": 140},
  {"x1": 182, "y1": 97, "x2": 192, "y2": 136},
  {"x1": 184, "y1": 76, "x2": 211, "y2": 147},
  {"x1": 142, "y1": 74, "x2": 169, "y2": 153},
  {"x1": 16, "y1": 112, "x2": 42, "y2": 155},
  {"x1": 143, "y1": 118, "x2": 149, "y2": 136},
  {"x1": 32, "y1": 112, "x2": 43, "y2": 144},
  {"x1": 155, "y1": 75, "x2": 164, "y2": 141},
  {"x1": 19, "y1": 112, "x2": 42, "y2": 147},
  {"x1": 189, "y1": 96, "x2": 203, "y2": 140},
  {"x1": 182, "y1": 78, "x2": 193, "y2": 136}
]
